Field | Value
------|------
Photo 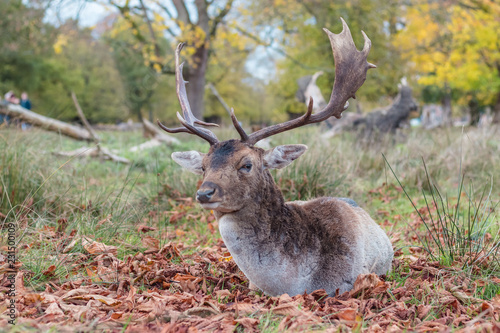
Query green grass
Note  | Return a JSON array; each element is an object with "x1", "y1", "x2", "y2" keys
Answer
[
  {"x1": 0, "y1": 124, "x2": 499, "y2": 330},
  {"x1": 385, "y1": 155, "x2": 499, "y2": 277}
]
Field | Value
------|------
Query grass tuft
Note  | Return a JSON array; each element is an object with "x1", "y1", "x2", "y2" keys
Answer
[{"x1": 384, "y1": 155, "x2": 499, "y2": 277}]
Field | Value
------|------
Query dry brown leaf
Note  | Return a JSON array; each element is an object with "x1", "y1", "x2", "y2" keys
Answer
[
  {"x1": 137, "y1": 224, "x2": 157, "y2": 233},
  {"x1": 230, "y1": 302, "x2": 263, "y2": 315},
  {"x1": 234, "y1": 317, "x2": 259, "y2": 330},
  {"x1": 82, "y1": 237, "x2": 117, "y2": 255},
  {"x1": 169, "y1": 212, "x2": 185, "y2": 223},
  {"x1": 141, "y1": 235, "x2": 159, "y2": 251},
  {"x1": 110, "y1": 312, "x2": 123, "y2": 320},
  {"x1": 61, "y1": 288, "x2": 98, "y2": 299},
  {"x1": 15, "y1": 271, "x2": 27, "y2": 295},
  {"x1": 45, "y1": 303, "x2": 64, "y2": 316},
  {"x1": 23, "y1": 293, "x2": 43, "y2": 305},
  {"x1": 41, "y1": 225, "x2": 57, "y2": 238},
  {"x1": 184, "y1": 306, "x2": 219, "y2": 317},
  {"x1": 173, "y1": 273, "x2": 198, "y2": 282},
  {"x1": 215, "y1": 289, "x2": 231, "y2": 299},
  {"x1": 42, "y1": 265, "x2": 56, "y2": 277},
  {"x1": 96, "y1": 215, "x2": 111, "y2": 228},
  {"x1": 278, "y1": 293, "x2": 293, "y2": 304},
  {"x1": 417, "y1": 304, "x2": 432, "y2": 320},
  {"x1": 269, "y1": 301, "x2": 307, "y2": 317},
  {"x1": 56, "y1": 218, "x2": 68, "y2": 233},
  {"x1": 350, "y1": 273, "x2": 389, "y2": 298},
  {"x1": 481, "y1": 302, "x2": 494, "y2": 314},
  {"x1": 310, "y1": 289, "x2": 329, "y2": 301},
  {"x1": 64, "y1": 294, "x2": 121, "y2": 307},
  {"x1": 334, "y1": 308, "x2": 358, "y2": 321},
  {"x1": 62, "y1": 238, "x2": 78, "y2": 253}
]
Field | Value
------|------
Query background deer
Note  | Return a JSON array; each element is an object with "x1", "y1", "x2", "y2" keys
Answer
[{"x1": 159, "y1": 18, "x2": 393, "y2": 296}]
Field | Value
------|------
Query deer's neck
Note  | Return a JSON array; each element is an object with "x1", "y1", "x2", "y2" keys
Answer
[
  {"x1": 215, "y1": 169, "x2": 295, "y2": 261},
  {"x1": 215, "y1": 171, "x2": 311, "y2": 295},
  {"x1": 215, "y1": 170, "x2": 286, "y2": 234}
]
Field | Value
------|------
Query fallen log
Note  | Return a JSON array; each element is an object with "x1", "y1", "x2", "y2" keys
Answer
[
  {"x1": 129, "y1": 139, "x2": 163, "y2": 152},
  {"x1": 0, "y1": 102, "x2": 93, "y2": 141},
  {"x1": 126, "y1": 118, "x2": 180, "y2": 152},
  {"x1": 322, "y1": 81, "x2": 418, "y2": 139},
  {"x1": 53, "y1": 146, "x2": 130, "y2": 164}
]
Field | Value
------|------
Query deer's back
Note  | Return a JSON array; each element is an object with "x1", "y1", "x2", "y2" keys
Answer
[
  {"x1": 218, "y1": 196, "x2": 393, "y2": 296},
  {"x1": 283, "y1": 197, "x2": 393, "y2": 294}
]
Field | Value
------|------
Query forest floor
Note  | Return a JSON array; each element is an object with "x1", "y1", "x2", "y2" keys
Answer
[{"x1": 0, "y1": 125, "x2": 499, "y2": 332}]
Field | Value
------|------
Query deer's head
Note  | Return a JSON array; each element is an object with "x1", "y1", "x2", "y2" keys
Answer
[
  {"x1": 172, "y1": 140, "x2": 306, "y2": 212},
  {"x1": 160, "y1": 18, "x2": 375, "y2": 213}
]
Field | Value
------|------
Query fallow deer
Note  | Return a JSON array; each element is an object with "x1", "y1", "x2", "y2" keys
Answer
[{"x1": 159, "y1": 19, "x2": 393, "y2": 296}]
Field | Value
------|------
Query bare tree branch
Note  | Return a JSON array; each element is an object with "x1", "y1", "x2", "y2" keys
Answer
[
  {"x1": 153, "y1": 0, "x2": 180, "y2": 37},
  {"x1": 234, "y1": 25, "x2": 326, "y2": 72},
  {"x1": 139, "y1": 0, "x2": 161, "y2": 58},
  {"x1": 112, "y1": 2, "x2": 148, "y2": 44},
  {"x1": 195, "y1": 0, "x2": 210, "y2": 33},
  {"x1": 206, "y1": 82, "x2": 231, "y2": 115},
  {"x1": 71, "y1": 92, "x2": 100, "y2": 145},
  {"x1": 172, "y1": 0, "x2": 191, "y2": 24},
  {"x1": 209, "y1": 0, "x2": 234, "y2": 37}
]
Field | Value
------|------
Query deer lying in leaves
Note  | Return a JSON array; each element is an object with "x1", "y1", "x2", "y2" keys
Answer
[{"x1": 159, "y1": 19, "x2": 393, "y2": 297}]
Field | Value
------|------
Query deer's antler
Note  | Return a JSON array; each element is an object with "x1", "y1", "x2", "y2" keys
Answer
[
  {"x1": 157, "y1": 43, "x2": 219, "y2": 145},
  {"x1": 243, "y1": 18, "x2": 376, "y2": 145}
]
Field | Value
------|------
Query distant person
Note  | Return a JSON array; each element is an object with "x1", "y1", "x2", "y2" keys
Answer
[
  {"x1": 4, "y1": 91, "x2": 19, "y2": 104},
  {"x1": 20, "y1": 92, "x2": 31, "y2": 110},
  {"x1": 4, "y1": 91, "x2": 13, "y2": 101},
  {"x1": 1, "y1": 91, "x2": 16, "y2": 125},
  {"x1": 0, "y1": 96, "x2": 6, "y2": 125}
]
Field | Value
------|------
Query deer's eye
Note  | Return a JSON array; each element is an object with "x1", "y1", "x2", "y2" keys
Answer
[
  {"x1": 239, "y1": 164, "x2": 252, "y2": 172},
  {"x1": 201, "y1": 166, "x2": 205, "y2": 172}
]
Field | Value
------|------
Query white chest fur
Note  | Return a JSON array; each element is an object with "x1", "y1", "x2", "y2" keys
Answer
[{"x1": 218, "y1": 214, "x2": 311, "y2": 296}]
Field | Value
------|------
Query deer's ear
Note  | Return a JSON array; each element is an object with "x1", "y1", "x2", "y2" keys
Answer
[
  {"x1": 172, "y1": 151, "x2": 205, "y2": 175},
  {"x1": 263, "y1": 144, "x2": 308, "y2": 170}
]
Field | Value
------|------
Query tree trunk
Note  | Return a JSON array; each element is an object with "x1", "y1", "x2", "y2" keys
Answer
[
  {"x1": 442, "y1": 83, "x2": 452, "y2": 126},
  {"x1": 186, "y1": 45, "x2": 209, "y2": 120},
  {"x1": 493, "y1": 91, "x2": 500, "y2": 124},
  {"x1": 468, "y1": 98, "x2": 480, "y2": 126},
  {"x1": 0, "y1": 103, "x2": 93, "y2": 141}
]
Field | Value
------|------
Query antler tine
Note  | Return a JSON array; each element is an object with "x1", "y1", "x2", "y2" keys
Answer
[
  {"x1": 176, "y1": 112, "x2": 218, "y2": 145},
  {"x1": 230, "y1": 108, "x2": 249, "y2": 141},
  {"x1": 175, "y1": 44, "x2": 218, "y2": 128},
  {"x1": 158, "y1": 43, "x2": 219, "y2": 145},
  {"x1": 157, "y1": 120, "x2": 191, "y2": 134},
  {"x1": 244, "y1": 18, "x2": 375, "y2": 145}
]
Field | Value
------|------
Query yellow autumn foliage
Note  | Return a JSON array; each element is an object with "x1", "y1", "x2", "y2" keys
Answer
[
  {"x1": 394, "y1": 0, "x2": 500, "y2": 105},
  {"x1": 53, "y1": 34, "x2": 68, "y2": 55}
]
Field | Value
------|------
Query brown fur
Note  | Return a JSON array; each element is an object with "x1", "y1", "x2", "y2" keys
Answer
[{"x1": 175, "y1": 140, "x2": 393, "y2": 296}]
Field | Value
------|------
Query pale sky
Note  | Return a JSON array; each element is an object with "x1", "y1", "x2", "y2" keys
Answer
[
  {"x1": 44, "y1": 0, "x2": 278, "y2": 82},
  {"x1": 45, "y1": 1, "x2": 112, "y2": 27}
]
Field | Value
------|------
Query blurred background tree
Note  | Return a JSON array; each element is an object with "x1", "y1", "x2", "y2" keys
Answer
[
  {"x1": 394, "y1": 0, "x2": 500, "y2": 124},
  {"x1": 105, "y1": 0, "x2": 237, "y2": 120},
  {"x1": 0, "y1": 0, "x2": 498, "y2": 125},
  {"x1": 241, "y1": 0, "x2": 407, "y2": 118}
]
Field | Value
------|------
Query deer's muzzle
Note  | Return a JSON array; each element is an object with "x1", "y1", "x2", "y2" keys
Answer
[{"x1": 197, "y1": 188, "x2": 215, "y2": 203}]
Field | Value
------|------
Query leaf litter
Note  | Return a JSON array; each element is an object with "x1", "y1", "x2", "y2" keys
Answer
[{"x1": 1, "y1": 200, "x2": 499, "y2": 332}]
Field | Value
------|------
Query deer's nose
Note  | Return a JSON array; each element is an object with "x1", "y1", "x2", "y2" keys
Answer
[{"x1": 196, "y1": 188, "x2": 215, "y2": 203}]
